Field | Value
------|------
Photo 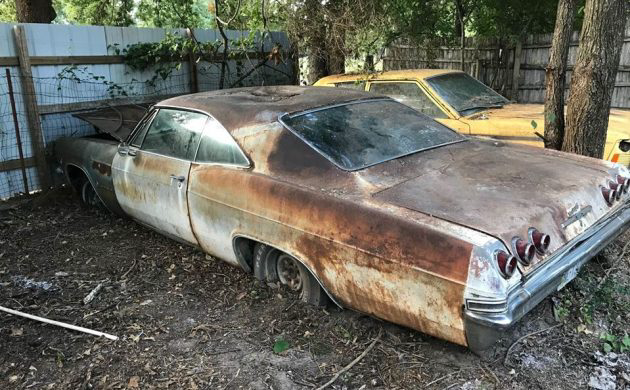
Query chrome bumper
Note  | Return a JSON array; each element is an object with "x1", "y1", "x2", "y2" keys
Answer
[{"x1": 464, "y1": 203, "x2": 630, "y2": 352}]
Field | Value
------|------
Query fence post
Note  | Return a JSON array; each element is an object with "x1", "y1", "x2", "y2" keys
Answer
[
  {"x1": 511, "y1": 40, "x2": 523, "y2": 101},
  {"x1": 5, "y1": 68, "x2": 29, "y2": 194},
  {"x1": 12, "y1": 25, "x2": 50, "y2": 190}
]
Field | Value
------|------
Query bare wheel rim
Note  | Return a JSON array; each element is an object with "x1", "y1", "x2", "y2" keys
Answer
[{"x1": 276, "y1": 254, "x2": 303, "y2": 292}]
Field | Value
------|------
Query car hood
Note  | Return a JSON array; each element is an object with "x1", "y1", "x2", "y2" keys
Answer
[
  {"x1": 468, "y1": 103, "x2": 630, "y2": 143},
  {"x1": 366, "y1": 140, "x2": 621, "y2": 271},
  {"x1": 73, "y1": 104, "x2": 151, "y2": 141}
]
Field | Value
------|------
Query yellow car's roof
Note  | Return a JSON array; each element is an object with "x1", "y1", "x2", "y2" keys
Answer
[{"x1": 315, "y1": 69, "x2": 462, "y2": 85}]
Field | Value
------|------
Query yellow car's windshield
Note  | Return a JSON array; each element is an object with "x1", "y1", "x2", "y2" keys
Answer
[{"x1": 426, "y1": 73, "x2": 509, "y2": 116}]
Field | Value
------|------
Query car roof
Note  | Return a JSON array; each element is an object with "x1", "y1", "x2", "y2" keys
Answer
[
  {"x1": 317, "y1": 69, "x2": 462, "y2": 84},
  {"x1": 157, "y1": 85, "x2": 386, "y2": 133}
]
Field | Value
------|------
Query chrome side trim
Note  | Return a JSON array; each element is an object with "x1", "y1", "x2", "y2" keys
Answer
[{"x1": 464, "y1": 202, "x2": 630, "y2": 352}]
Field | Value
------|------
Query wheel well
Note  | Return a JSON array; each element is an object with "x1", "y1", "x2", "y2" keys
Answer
[
  {"x1": 233, "y1": 236, "x2": 256, "y2": 273},
  {"x1": 231, "y1": 235, "x2": 343, "y2": 308},
  {"x1": 65, "y1": 165, "x2": 88, "y2": 191}
]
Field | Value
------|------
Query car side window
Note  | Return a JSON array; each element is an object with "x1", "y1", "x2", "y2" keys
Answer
[
  {"x1": 140, "y1": 109, "x2": 207, "y2": 160},
  {"x1": 195, "y1": 116, "x2": 249, "y2": 166},
  {"x1": 129, "y1": 110, "x2": 156, "y2": 148},
  {"x1": 369, "y1": 82, "x2": 448, "y2": 119},
  {"x1": 335, "y1": 81, "x2": 366, "y2": 90}
]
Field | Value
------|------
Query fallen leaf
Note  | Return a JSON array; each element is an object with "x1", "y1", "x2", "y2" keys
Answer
[
  {"x1": 236, "y1": 291, "x2": 247, "y2": 300},
  {"x1": 11, "y1": 327, "x2": 23, "y2": 337},
  {"x1": 127, "y1": 375, "x2": 140, "y2": 389}
]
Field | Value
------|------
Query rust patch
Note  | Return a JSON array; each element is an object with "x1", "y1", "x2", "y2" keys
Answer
[
  {"x1": 266, "y1": 130, "x2": 337, "y2": 177},
  {"x1": 92, "y1": 160, "x2": 112, "y2": 177}
]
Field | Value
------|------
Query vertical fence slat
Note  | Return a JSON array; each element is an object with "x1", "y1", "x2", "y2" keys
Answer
[
  {"x1": 511, "y1": 40, "x2": 523, "y2": 101},
  {"x1": 12, "y1": 25, "x2": 50, "y2": 189},
  {"x1": 5, "y1": 68, "x2": 29, "y2": 193}
]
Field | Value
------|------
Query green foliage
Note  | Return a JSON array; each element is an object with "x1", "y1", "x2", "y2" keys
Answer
[
  {"x1": 108, "y1": 30, "x2": 261, "y2": 85},
  {"x1": 56, "y1": 65, "x2": 131, "y2": 97},
  {"x1": 273, "y1": 338, "x2": 289, "y2": 354},
  {"x1": 136, "y1": 0, "x2": 215, "y2": 28},
  {"x1": 600, "y1": 331, "x2": 630, "y2": 353},
  {"x1": 56, "y1": 0, "x2": 134, "y2": 26},
  {"x1": 0, "y1": 0, "x2": 16, "y2": 23}
]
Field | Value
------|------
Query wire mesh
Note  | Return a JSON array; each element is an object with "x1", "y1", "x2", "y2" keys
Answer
[{"x1": 0, "y1": 56, "x2": 295, "y2": 200}]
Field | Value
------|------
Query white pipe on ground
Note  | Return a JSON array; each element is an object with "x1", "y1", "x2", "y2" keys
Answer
[{"x1": 0, "y1": 304, "x2": 118, "y2": 341}]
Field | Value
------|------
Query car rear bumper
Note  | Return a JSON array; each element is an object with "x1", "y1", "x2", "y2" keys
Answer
[{"x1": 464, "y1": 203, "x2": 630, "y2": 352}]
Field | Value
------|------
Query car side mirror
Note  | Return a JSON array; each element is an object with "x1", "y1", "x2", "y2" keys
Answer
[
  {"x1": 118, "y1": 143, "x2": 136, "y2": 156},
  {"x1": 118, "y1": 143, "x2": 129, "y2": 156}
]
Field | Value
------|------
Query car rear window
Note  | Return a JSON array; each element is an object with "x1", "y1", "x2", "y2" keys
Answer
[{"x1": 281, "y1": 99, "x2": 463, "y2": 171}]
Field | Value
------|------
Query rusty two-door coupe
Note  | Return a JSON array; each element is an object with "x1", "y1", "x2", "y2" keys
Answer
[{"x1": 50, "y1": 86, "x2": 630, "y2": 352}]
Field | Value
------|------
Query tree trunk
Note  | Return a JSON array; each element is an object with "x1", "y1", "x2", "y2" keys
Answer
[
  {"x1": 328, "y1": 28, "x2": 345, "y2": 75},
  {"x1": 455, "y1": 0, "x2": 466, "y2": 71},
  {"x1": 563, "y1": 0, "x2": 627, "y2": 158},
  {"x1": 305, "y1": 0, "x2": 328, "y2": 84},
  {"x1": 15, "y1": 0, "x2": 56, "y2": 23},
  {"x1": 544, "y1": 0, "x2": 577, "y2": 150}
]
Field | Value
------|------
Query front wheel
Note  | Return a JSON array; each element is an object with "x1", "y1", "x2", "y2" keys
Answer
[{"x1": 79, "y1": 178, "x2": 103, "y2": 209}]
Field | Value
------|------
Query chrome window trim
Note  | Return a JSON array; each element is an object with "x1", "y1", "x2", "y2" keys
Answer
[
  {"x1": 278, "y1": 99, "x2": 466, "y2": 172},
  {"x1": 129, "y1": 108, "x2": 158, "y2": 147}
]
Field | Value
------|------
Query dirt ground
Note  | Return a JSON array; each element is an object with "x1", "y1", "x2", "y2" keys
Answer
[{"x1": 0, "y1": 190, "x2": 629, "y2": 390}]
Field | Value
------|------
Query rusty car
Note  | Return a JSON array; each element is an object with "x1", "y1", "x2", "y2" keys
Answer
[{"x1": 49, "y1": 86, "x2": 630, "y2": 352}]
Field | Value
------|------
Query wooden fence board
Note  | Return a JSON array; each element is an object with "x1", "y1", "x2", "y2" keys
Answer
[{"x1": 384, "y1": 24, "x2": 630, "y2": 109}]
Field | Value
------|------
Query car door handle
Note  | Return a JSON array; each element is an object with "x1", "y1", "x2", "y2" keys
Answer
[{"x1": 169, "y1": 174, "x2": 186, "y2": 183}]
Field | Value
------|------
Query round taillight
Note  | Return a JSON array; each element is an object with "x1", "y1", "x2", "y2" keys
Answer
[
  {"x1": 514, "y1": 238, "x2": 535, "y2": 265},
  {"x1": 530, "y1": 229, "x2": 551, "y2": 252},
  {"x1": 609, "y1": 181, "x2": 622, "y2": 200},
  {"x1": 617, "y1": 175, "x2": 629, "y2": 194},
  {"x1": 495, "y1": 250, "x2": 517, "y2": 279},
  {"x1": 602, "y1": 187, "x2": 616, "y2": 206}
]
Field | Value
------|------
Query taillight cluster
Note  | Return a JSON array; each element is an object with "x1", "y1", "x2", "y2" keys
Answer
[
  {"x1": 603, "y1": 175, "x2": 629, "y2": 206},
  {"x1": 495, "y1": 228, "x2": 551, "y2": 279},
  {"x1": 494, "y1": 250, "x2": 517, "y2": 278}
]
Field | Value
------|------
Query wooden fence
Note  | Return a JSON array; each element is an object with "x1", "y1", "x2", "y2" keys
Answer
[
  {"x1": 0, "y1": 23, "x2": 295, "y2": 200},
  {"x1": 383, "y1": 24, "x2": 630, "y2": 108}
]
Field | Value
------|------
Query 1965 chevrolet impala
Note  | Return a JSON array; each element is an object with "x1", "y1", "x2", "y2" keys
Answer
[{"x1": 50, "y1": 86, "x2": 630, "y2": 352}]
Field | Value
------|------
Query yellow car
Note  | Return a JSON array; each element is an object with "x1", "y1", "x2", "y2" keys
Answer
[{"x1": 315, "y1": 69, "x2": 630, "y2": 165}]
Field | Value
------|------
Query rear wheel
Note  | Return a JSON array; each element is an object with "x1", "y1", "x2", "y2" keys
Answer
[{"x1": 253, "y1": 243, "x2": 328, "y2": 307}]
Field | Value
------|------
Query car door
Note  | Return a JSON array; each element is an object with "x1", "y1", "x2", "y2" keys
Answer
[
  {"x1": 368, "y1": 81, "x2": 471, "y2": 134},
  {"x1": 112, "y1": 108, "x2": 207, "y2": 245},
  {"x1": 187, "y1": 115, "x2": 251, "y2": 265}
]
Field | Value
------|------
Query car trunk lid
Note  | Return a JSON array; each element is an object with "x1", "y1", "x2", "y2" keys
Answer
[{"x1": 368, "y1": 140, "x2": 619, "y2": 273}]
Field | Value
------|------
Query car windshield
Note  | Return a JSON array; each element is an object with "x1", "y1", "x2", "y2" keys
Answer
[
  {"x1": 426, "y1": 73, "x2": 509, "y2": 116},
  {"x1": 280, "y1": 99, "x2": 463, "y2": 171}
]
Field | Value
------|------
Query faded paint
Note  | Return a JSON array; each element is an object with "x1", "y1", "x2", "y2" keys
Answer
[
  {"x1": 315, "y1": 70, "x2": 630, "y2": 165},
  {"x1": 51, "y1": 86, "x2": 630, "y2": 350}
]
